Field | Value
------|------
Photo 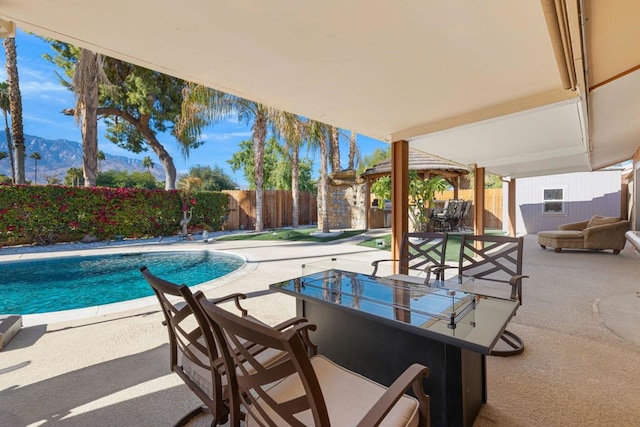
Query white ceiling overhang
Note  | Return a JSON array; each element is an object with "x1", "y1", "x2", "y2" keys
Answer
[
  {"x1": 405, "y1": 95, "x2": 588, "y2": 179},
  {"x1": 1, "y1": 0, "x2": 638, "y2": 178}
]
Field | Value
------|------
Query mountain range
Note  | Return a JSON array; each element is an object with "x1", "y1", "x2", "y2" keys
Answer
[{"x1": 0, "y1": 134, "x2": 164, "y2": 183}]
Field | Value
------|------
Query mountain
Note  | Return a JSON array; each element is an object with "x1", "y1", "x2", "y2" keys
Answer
[{"x1": 0, "y1": 134, "x2": 164, "y2": 183}]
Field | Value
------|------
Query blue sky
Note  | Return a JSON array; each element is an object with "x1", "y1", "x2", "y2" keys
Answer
[{"x1": 0, "y1": 30, "x2": 389, "y2": 187}]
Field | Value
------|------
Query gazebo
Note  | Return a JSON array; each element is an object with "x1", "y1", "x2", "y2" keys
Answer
[{"x1": 361, "y1": 150, "x2": 470, "y2": 228}]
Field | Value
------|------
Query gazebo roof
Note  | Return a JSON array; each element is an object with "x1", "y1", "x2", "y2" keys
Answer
[{"x1": 361, "y1": 150, "x2": 470, "y2": 181}]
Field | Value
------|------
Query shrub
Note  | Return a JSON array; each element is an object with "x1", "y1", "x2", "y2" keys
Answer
[{"x1": 0, "y1": 184, "x2": 230, "y2": 246}]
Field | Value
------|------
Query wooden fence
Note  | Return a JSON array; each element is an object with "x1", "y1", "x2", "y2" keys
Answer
[
  {"x1": 436, "y1": 188, "x2": 503, "y2": 229},
  {"x1": 223, "y1": 190, "x2": 317, "y2": 231}
]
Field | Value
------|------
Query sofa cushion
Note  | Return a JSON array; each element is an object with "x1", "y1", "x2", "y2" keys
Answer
[
  {"x1": 537, "y1": 230, "x2": 583, "y2": 240},
  {"x1": 586, "y1": 215, "x2": 620, "y2": 229},
  {"x1": 537, "y1": 230, "x2": 585, "y2": 250}
]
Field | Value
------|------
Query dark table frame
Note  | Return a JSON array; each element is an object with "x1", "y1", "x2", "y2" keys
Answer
[{"x1": 270, "y1": 269, "x2": 519, "y2": 427}]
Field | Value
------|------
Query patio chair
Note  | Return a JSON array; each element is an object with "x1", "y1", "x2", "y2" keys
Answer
[
  {"x1": 454, "y1": 235, "x2": 528, "y2": 356},
  {"x1": 196, "y1": 294, "x2": 431, "y2": 427},
  {"x1": 140, "y1": 266, "x2": 316, "y2": 426},
  {"x1": 371, "y1": 232, "x2": 448, "y2": 284}
]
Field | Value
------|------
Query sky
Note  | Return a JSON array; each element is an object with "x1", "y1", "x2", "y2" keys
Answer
[{"x1": 0, "y1": 30, "x2": 389, "y2": 188}]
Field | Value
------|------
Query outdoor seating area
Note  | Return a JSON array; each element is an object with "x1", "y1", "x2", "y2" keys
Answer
[
  {"x1": 430, "y1": 200, "x2": 472, "y2": 232},
  {"x1": 371, "y1": 232, "x2": 526, "y2": 357},
  {"x1": 537, "y1": 215, "x2": 630, "y2": 254},
  {"x1": 1, "y1": 233, "x2": 640, "y2": 427}
]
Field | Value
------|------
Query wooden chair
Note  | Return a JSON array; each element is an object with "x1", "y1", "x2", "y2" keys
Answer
[
  {"x1": 197, "y1": 294, "x2": 432, "y2": 427},
  {"x1": 457, "y1": 235, "x2": 528, "y2": 356},
  {"x1": 372, "y1": 232, "x2": 448, "y2": 284},
  {"x1": 140, "y1": 266, "x2": 315, "y2": 426}
]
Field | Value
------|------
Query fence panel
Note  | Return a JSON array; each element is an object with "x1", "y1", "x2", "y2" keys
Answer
[{"x1": 222, "y1": 190, "x2": 317, "y2": 231}]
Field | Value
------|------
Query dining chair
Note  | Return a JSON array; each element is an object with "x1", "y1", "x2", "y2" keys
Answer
[
  {"x1": 197, "y1": 294, "x2": 431, "y2": 427},
  {"x1": 457, "y1": 234, "x2": 528, "y2": 356},
  {"x1": 140, "y1": 266, "x2": 316, "y2": 426},
  {"x1": 372, "y1": 232, "x2": 448, "y2": 284}
]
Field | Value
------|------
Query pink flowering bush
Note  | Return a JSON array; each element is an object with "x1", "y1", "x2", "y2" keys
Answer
[{"x1": 0, "y1": 184, "x2": 230, "y2": 246}]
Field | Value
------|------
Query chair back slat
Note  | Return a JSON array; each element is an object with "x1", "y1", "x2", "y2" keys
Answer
[
  {"x1": 198, "y1": 296, "x2": 329, "y2": 427},
  {"x1": 459, "y1": 235, "x2": 523, "y2": 281},
  {"x1": 399, "y1": 232, "x2": 448, "y2": 278}
]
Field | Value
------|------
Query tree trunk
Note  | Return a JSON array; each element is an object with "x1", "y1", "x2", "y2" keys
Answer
[
  {"x1": 348, "y1": 130, "x2": 357, "y2": 170},
  {"x1": 146, "y1": 136, "x2": 177, "y2": 190},
  {"x1": 320, "y1": 132, "x2": 330, "y2": 233},
  {"x1": 81, "y1": 51, "x2": 99, "y2": 187},
  {"x1": 3, "y1": 110, "x2": 15, "y2": 183},
  {"x1": 253, "y1": 110, "x2": 267, "y2": 232},
  {"x1": 291, "y1": 146, "x2": 300, "y2": 228},
  {"x1": 96, "y1": 107, "x2": 178, "y2": 189},
  {"x1": 330, "y1": 126, "x2": 340, "y2": 173},
  {"x1": 4, "y1": 37, "x2": 25, "y2": 184}
]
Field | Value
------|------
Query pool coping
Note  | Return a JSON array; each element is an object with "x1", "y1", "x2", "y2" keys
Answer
[{"x1": 0, "y1": 242, "x2": 256, "y2": 326}]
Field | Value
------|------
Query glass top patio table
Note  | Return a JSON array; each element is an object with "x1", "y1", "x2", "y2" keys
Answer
[{"x1": 270, "y1": 268, "x2": 519, "y2": 354}]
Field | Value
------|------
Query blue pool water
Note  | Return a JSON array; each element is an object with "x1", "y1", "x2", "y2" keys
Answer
[{"x1": 0, "y1": 251, "x2": 244, "y2": 314}]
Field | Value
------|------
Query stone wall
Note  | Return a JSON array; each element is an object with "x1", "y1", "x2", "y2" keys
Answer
[{"x1": 317, "y1": 170, "x2": 367, "y2": 230}]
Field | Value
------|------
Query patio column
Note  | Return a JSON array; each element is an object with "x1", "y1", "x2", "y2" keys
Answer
[
  {"x1": 508, "y1": 178, "x2": 517, "y2": 237},
  {"x1": 391, "y1": 140, "x2": 409, "y2": 274},
  {"x1": 473, "y1": 165, "x2": 485, "y2": 235},
  {"x1": 453, "y1": 176, "x2": 459, "y2": 200}
]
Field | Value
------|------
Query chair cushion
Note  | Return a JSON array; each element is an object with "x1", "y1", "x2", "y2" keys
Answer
[
  {"x1": 586, "y1": 215, "x2": 620, "y2": 228},
  {"x1": 246, "y1": 355, "x2": 419, "y2": 427}
]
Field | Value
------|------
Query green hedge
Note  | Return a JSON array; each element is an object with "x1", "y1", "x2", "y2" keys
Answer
[{"x1": 0, "y1": 184, "x2": 230, "y2": 246}]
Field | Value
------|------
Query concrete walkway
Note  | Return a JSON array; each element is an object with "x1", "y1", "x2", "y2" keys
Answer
[{"x1": 1, "y1": 232, "x2": 639, "y2": 426}]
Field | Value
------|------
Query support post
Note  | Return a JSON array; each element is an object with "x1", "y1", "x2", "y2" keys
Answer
[
  {"x1": 508, "y1": 179, "x2": 516, "y2": 237},
  {"x1": 391, "y1": 140, "x2": 409, "y2": 274},
  {"x1": 453, "y1": 176, "x2": 459, "y2": 200},
  {"x1": 473, "y1": 166, "x2": 485, "y2": 236}
]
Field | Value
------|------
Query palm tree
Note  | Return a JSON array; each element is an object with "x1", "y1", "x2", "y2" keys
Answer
[
  {"x1": 3, "y1": 38, "x2": 25, "y2": 184},
  {"x1": 72, "y1": 49, "x2": 109, "y2": 187},
  {"x1": 142, "y1": 156, "x2": 154, "y2": 173},
  {"x1": 65, "y1": 167, "x2": 84, "y2": 187},
  {"x1": 178, "y1": 84, "x2": 275, "y2": 232},
  {"x1": 97, "y1": 150, "x2": 105, "y2": 172},
  {"x1": 329, "y1": 126, "x2": 340, "y2": 173},
  {"x1": 0, "y1": 82, "x2": 15, "y2": 182},
  {"x1": 307, "y1": 120, "x2": 331, "y2": 233},
  {"x1": 272, "y1": 111, "x2": 304, "y2": 228},
  {"x1": 348, "y1": 130, "x2": 358, "y2": 170},
  {"x1": 29, "y1": 151, "x2": 41, "y2": 184}
]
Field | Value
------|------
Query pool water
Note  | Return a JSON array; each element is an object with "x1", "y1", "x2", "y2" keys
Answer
[{"x1": 0, "y1": 251, "x2": 244, "y2": 314}]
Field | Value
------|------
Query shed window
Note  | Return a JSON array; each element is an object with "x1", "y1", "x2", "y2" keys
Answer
[{"x1": 543, "y1": 188, "x2": 564, "y2": 214}]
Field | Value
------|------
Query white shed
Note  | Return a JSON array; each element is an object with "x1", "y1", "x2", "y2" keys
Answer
[{"x1": 504, "y1": 171, "x2": 623, "y2": 235}]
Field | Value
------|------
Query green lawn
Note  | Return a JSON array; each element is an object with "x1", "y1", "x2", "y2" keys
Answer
[
  {"x1": 217, "y1": 228, "x2": 365, "y2": 243},
  {"x1": 358, "y1": 230, "x2": 507, "y2": 262}
]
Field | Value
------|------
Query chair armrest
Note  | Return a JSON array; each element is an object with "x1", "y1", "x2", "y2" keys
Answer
[
  {"x1": 508, "y1": 274, "x2": 529, "y2": 305},
  {"x1": 280, "y1": 322, "x2": 319, "y2": 356},
  {"x1": 357, "y1": 363, "x2": 430, "y2": 427},
  {"x1": 558, "y1": 220, "x2": 589, "y2": 231},
  {"x1": 205, "y1": 292, "x2": 248, "y2": 317},
  {"x1": 371, "y1": 259, "x2": 398, "y2": 275},
  {"x1": 426, "y1": 264, "x2": 454, "y2": 279},
  {"x1": 273, "y1": 316, "x2": 318, "y2": 356}
]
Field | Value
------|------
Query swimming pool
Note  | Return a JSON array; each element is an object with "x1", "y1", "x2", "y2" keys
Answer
[{"x1": 0, "y1": 250, "x2": 244, "y2": 314}]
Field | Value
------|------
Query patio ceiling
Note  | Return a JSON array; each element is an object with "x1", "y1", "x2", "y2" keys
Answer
[{"x1": 2, "y1": 1, "x2": 639, "y2": 179}]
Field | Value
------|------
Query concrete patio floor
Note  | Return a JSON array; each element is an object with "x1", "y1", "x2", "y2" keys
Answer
[{"x1": 1, "y1": 232, "x2": 639, "y2": 426}]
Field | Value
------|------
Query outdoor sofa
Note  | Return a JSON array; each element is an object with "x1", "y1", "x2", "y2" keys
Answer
[{"x1": 537, "y1": 215, "x2": 630, "y2": 254}]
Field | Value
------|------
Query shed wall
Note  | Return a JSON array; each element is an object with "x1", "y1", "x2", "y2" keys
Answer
[{"x1": 504, "y1": 171, "x2": 622, "y2": 234}]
